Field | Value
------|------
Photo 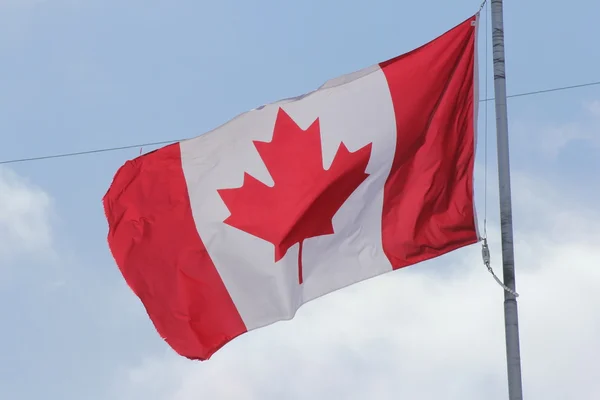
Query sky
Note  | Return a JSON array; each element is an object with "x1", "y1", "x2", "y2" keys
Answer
[{"x1": 1, "y1": 0, "x2": 599, "y2": 399}]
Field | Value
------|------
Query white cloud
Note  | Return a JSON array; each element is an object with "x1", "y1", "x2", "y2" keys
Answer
[
  {"x1": 585, "y1": 99, "x2": 600, "y2": 118},
  {"x1": 0, "y1": 166, "x2": 54, "y2": 261},
  {"x1": 512, "y1": 100, "x2": 600, "y2": 158},
  {"x1": 110, "y1": 169, "x2": 600, "y2": 400}
]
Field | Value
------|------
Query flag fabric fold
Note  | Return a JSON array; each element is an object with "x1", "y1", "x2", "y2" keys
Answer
[{"x1": 103, "y1": 14, "x2": 480, "y2": 360}]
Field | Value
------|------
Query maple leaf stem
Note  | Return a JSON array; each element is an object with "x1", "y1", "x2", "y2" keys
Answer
[{"x1": 298, "y1": 240, "x2": 304, "y2": 285}]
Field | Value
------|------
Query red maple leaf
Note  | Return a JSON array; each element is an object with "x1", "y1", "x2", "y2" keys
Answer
[{"x1": 217, "y1": 108, "x2": 372, "y2": 284}]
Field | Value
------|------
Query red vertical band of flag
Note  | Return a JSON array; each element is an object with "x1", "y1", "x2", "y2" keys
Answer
[
  {"x1": 380, "y1": 15, "x2": 478, "y2": 268},
  {"x1": 103, "y1": 144, "x2": 248, "y2": 359}
]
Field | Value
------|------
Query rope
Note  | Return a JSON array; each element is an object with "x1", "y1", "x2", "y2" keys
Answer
[{"x1": 482, "y1": 238, "x2": 519, "y2": 297}]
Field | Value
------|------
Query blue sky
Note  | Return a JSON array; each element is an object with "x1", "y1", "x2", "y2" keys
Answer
[{"x1": 1, "y1": 1, "x2": 599, "y2": 399}]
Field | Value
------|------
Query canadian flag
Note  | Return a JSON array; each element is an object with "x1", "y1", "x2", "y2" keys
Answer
[{"x1": 104, "y1": 15, "x2": 480, "y2": 360}]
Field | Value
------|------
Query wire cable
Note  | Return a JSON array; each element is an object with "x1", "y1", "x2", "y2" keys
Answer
[{"x1": 1, "y1": 79, "x2": 599, "y2": 165}]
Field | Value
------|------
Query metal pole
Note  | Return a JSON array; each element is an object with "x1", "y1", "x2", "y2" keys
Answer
[{"x1": 489, "y1": 1, "x2": 524, "y2": 399}]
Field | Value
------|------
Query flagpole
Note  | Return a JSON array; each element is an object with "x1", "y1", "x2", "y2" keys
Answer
[{"x1": 489, "y1": 1, "x2": 524, "y2": 399}]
